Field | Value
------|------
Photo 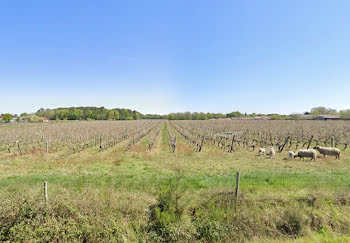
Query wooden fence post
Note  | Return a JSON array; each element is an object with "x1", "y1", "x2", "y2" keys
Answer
[
  {"x1": 99, "y1": 137, "x2": 103, "y2": 152},
  {"x1": 46, "y1": 140, "x2": 49, "y2": 154},
  {"x1": 235, "y1": 172, "x2": 240, "y2": 205},
  {"x1": 44, "y1": 181, "x2": 48, "y2": 202}
]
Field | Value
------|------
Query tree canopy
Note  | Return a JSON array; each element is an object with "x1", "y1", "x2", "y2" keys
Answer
[
  {"x1": 2, "y1": 113, "x2": 13, "y2": 123},
  {"x1": 35, "y1": 107, "x2": 142, "y2": 121}
]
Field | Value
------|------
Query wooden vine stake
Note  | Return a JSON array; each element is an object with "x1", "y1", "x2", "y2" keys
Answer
[
  {"x1": 230, "y1": 135, "x2": 236, "y2": 152},
  {"x1": 279, "y1": 136, "x2": 290, "y2": 152},
  {"x1": 331, "y1": 136, "x2": 335, "y2": 148},
  {"x1": 307, "y1": 135, "x2": 314, "y2": 149},
  {"x1": 17, "y1": 141, "x2": 22, "y2": 156}
]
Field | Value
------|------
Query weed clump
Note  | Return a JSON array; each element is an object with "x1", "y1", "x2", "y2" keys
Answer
[
  {"x1": 276, "y1": 207, "x2": 310, "y2": 237},
  {"x1": 0, "y1": 197, "x2": 136, "y2": 242},
  {"x1": 148, "y1": 170, "x2": 197, "y2": 241}
]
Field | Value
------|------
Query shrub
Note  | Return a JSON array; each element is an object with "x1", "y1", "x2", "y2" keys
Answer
[
  {"x1": 148, "y1": 170, "x2": 197, "y2": 241},
  {"x1": 276, "y1": 207, "x2": 310, "y2": 237}
]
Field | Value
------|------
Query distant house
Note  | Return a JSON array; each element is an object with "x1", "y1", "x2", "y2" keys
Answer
[
  {"x1": 0, "y1": 116, "x2": 3, "y2": 121},
  {"x1": 315, "y1": 115, "x2": 340, "y2": 121}
]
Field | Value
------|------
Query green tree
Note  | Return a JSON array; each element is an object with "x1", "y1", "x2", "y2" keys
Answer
[
  {"x1": 133, "y1": 111, "x2": 141, "y2": 120},
  {"x1": 340, "y1": 110, "x2": 350, "y2": 120},
  {"x1": 114, "y1": 110, "x2": 120, "y2": 120},
  {"x1": 310, "y1": 107, "x2": 338, "y2": 115},
  {"x1": 87, "y1": 110, "x2": 95, "y2": 120},
  {"x1": 311, "y1": 107, "x2": 327, "y2": 115},
  {"x1": 227, "y1": 111, "x2": 244, "y2": 118},
  {"x1": 120, "y1": 109, "x2": 128, "y2": 120},
  {"x1": 68, "y1": 108, "x2": 78, "y2": 120},
  {"x1": 99, "y1": 107, "x2": 106, "y2": 120},
  {"x1": 198, "y1": 112, "x2": 207, "y2": 120},
  {"x1": 58, "y1": 109, "x2": 69, "y2": 120},
  {"x1": 106, "y1": 110, "x2": 114, "y2": 120},
  {"x1": 270, "y1": 114, "x2": 284, "y2": 120},
  {"x1": 76, "y1": 109, "x2": 83, "y2": 120},
  {"x1": 2, "y1": 113, "x2": 13, "y2": 123},
  {"x1": 290, "y1": 114, "x2": 302, "y2": 120}
]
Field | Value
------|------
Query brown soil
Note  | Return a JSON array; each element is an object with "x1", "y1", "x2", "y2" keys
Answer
[
  {"x1": 129, "y1": 145, "x2": 147, "y2": 153},
  {"x1": 176, "y1": 143, "x2": 192, "y2": 153}
]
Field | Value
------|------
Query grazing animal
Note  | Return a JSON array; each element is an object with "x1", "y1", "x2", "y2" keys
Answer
[
  {"x1": 294, "y1": 149, "x2": 317, "y2": 161},
  {"x1": 258, "y1": 148, "x2": 265, "y2": 156},
  {"x1": 269, "y1": 146, "x2": 275, "y2": 158},
  {"x1": 314, "y1": 145, "x2": 341, "y2": 159},
  {"x1": 288, "y1": 151, "x2": 295, "y2": 160}
]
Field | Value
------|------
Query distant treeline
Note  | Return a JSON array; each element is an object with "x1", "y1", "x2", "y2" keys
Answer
[
  {"x1": 34, "y1": 107, "x2": 254, "y2": 121},
  {"x1": 166, "y1": 111, "x2": 254, "y2": 120},
  {"x1": 20, "y1": 106, "x2": 350, "y2": 121},
  {"x1": 36, "y1": 107, "x2": 142, "y2": 120}
]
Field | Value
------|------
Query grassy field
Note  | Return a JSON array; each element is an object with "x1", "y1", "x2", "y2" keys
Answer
[{"x1": 1, "y1": 122, "x2": 350, "y2": 242}]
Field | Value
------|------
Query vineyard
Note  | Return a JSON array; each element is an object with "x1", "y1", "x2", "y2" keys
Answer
[
  {"x1": 170, "y1": 120, "x2": 350, "y2": 153},
  {"x1": 1, "y1": 120, "x2": 350, "y2": 242}
]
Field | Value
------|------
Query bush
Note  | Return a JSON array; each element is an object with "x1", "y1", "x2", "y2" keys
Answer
[
  {"x1": 2, "y1": 113, "x2": 12, "y2": 123},
  {"x1": 0, "y1": 197, "x2": 137, "y2": 242},
  {"x1": 276, "y1": 207, "x2": 310, "y2": 237},
  {"x1": 148, "y1": 170, "x2": 197, "y2": 241}
]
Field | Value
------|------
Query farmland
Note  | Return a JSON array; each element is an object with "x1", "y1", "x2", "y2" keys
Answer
[{"x1": 1, "y1": 120, "x2": 350, "y2": 242}]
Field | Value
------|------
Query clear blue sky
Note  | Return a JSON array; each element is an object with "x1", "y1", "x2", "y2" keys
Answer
[{"x1": 1, "y1": 0, "x2": 349, "y2": 115}]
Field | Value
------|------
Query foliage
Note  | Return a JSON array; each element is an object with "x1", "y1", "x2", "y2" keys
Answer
[
  {"x1": 0, "y1": 197, "x2": 138, "y2": 242},
  {"x1": 36, "y1": 107, "x2": 142, "y2": 121},
  {"x1": 168, "y1": 112, "x2": 237, "y2": 120},
  {"x1": 24, "y1": 115, "x2": 44, "y2": 123},
  {"x1": 226, "y1": 111, "x2": 244, "y2": 118},
  {"x1": 148, "y1": 170, "x2": 197, "y2": 241},
  {"x1": 311, "y1": 107, "x2": 338, "y2": 116},
  {"x1": 2, "y1": 113, "x2": 13, "y2": 123},
  {"x1": 340, "y1": 110, "x2": 350, "y2": 120}
]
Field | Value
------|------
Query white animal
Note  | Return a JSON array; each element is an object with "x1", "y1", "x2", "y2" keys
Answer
[
  {"x1": 294, "y1": 149, "x2": 317, "y2": 161},
  {"x1": 258, "y1": 148, "x2": 266, "y2": 156},
  {"x1": 269, "y1": 146, "x2": 275, "y2": 158},
  {"x1": 314, "y1": 145, "x2": 341, "y2": 159},
  {"x1": 288, "y1": 151, "x2": 295, "y2": 160}
]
